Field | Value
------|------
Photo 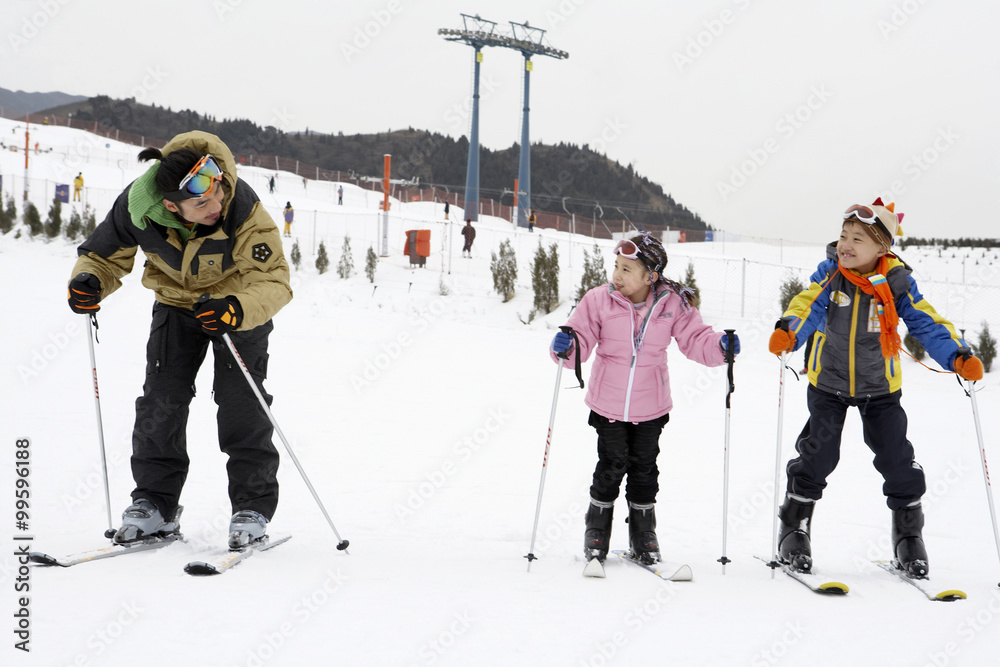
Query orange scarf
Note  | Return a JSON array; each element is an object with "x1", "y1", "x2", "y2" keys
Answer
[{"x1": 838, "y1": 255, "x2": 901, "y2": 359}]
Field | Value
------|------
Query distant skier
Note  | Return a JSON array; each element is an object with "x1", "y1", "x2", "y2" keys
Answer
[
  {"x1": 550, "y1": 233, "x2": 739, "y2": 567},
  {"x1": 461, "y1": 218, "x2": 475, "y2": 257},
  {"x1": 444, "y1": 200, "x2": 450, "y2": 221},
  {"x1": 769, "y1": 199, "x2": 983, "y2": 577},
  {"x1": 338, "y1": 185, "x2": 344, "y2": 205},
  {"x1": 66, "y1": 130, "x2": 292, "y2": 550},
  {"x1": 528, "y1": 210, "x2": 535, "y2": 232},
  {"x1": 73, "y1": 172, "x2": 84, "y2": 201},
  {"x1": 283, "y1": 201, "x2": 294, "y2": 237},
  {"x1": 269, "y1": 175, "x2": 275, "y2": 194}
]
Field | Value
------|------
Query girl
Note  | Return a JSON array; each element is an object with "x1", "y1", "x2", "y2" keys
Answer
[{"x1": 551, "y1": 233, "x2": 739, "y2": 565}]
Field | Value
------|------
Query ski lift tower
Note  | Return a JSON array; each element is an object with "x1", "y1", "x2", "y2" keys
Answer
[
  {"x1": 505, "y1": 22, "x2": 568, "y2": 228},
  {"x1": 439, "y1": 15, "x2": 507, "y2": 223}
]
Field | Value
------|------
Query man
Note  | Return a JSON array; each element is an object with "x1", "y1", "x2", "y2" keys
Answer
[
  {"x1": 67, "y1": 130, "x2": 292, "y2": 549},
  {"x1": 461, "y1": 218, "x2": 476, "y2": 258},
  {"x1": 73, "y1": 172, "x2": 84, "y2": 201},
  {"x1": 283, "y1": 201, "x2": 294, "y2": 237}
]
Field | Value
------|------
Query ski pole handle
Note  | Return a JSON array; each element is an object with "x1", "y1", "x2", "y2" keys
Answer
[
  {"x1": 558, "y1": 325, "x2": 585, "y2": 389},
  {"x1": 724, "y1": 329, "x2": 736, "y2": 407}
]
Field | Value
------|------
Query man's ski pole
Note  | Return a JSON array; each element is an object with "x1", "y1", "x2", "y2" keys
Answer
[
  {"x1": 221, "y1": 332, "x2": 350, "y2": 554},
  {"x1": 718, "y1": 329, "x2": 736, "y2": 574},
  {"x1": 768, "y1": 352, "x2": 789, "y2": 577},
  {"x1": 966, "y1": 379, "x2": 1000, "y2": 585},
  {"x1": 84, "y1": 314, "x2": 115, "y2": 537},
  {"x1": 526, "y1": 326, "x2": 583, "y2": 571}
]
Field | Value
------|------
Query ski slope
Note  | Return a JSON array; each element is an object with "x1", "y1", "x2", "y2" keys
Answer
[{"x1": 2, "y1": 119, "x2": 1000, "y2": 667}]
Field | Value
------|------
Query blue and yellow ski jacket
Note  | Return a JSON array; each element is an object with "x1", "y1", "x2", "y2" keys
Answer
[{"x1": 783, "y1": 243, "x2": 967, "y2": 397}]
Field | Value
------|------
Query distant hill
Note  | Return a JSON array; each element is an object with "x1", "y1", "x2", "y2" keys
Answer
[
  {"x1": 0, "y1": 87, "x2": 87, "y2": 115},
  {"x1": 39, "y1": 95, "x2": 708, "y2": 232}
]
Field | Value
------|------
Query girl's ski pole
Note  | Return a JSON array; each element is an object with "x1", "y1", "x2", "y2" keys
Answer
[
  {"x1": 526, "y1": 326, "x2": 583, "y2": 571},
  {"x1": 221, "y1": 331, "x2": 350, "y2": 553},
  {"x1": 966, "y1": 379, "x2": 1000, "y2": 585},
  {"x1": 84, "y1": 314, "x2": 115, "y2": 538},
  {"x1": 718, "y1": 329, "x2": 736, "y2": 574}
]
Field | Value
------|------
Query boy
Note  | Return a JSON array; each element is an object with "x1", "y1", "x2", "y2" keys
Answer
[{"x1": 768, "y1": 199, "x2": 983, "y2": 577}]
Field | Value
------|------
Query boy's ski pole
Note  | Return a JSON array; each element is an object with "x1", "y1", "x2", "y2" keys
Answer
[
  {"x1": 84, "y1": 314, "x2": 115, "y2": 538},
  {"x1": 966, "y1": 379, "x2": 1000, "y2": 584},
  {"x1": 767, "y1": 351, "x2": 789, "y2": 577},
  {"x1": 526, "y1": 326, "x2": 583, "y2": 572},
  {"x1": 221, "y1": 331, "x2": 350, "y2": 554},
  {"x1": 718, "y1": 329, "x2": 736, "y2": 574}
]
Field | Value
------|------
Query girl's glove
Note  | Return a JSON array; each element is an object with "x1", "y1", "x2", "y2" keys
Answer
[
  {"x1": 953, "y1": 349, "x2": 984, "y2": 381},
  {"x1": 551, "y1": 331, "x2": 573, "y2": 358},
  {"x1": 768, "y1": 319, "x2": 796, "y2": 356},
  {"x1": 720, "y1": 332, "x2": 741, "y2": 356}
]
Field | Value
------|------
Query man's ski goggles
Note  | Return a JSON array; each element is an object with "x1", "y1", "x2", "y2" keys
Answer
[
  {"x1": 164, "y1": 154, "x2": 224, "y2": 202},
  {"x1": 843, "y1": 204, "x2": 891, "y2": 242}
]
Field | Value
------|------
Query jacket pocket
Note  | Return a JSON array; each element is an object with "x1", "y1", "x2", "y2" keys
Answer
[{"x1": 195, "y1": 253, "x2": 224, "y2": 287}]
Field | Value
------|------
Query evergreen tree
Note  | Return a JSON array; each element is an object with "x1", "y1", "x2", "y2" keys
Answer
[
  {"x1": 779, "y1": 274, "x2": 805, "y2": 313},
  {"x1": 24, "y1": 201, "x2": 42, "y2": 237},
  {"x1": 3, "y1": 194, "x2": 15, "y2": 226},
  {"x1": 490, "y1": 239, "x2": 517, "y2": 302},
  {"x1": 903, "y1": 332, "x2": 925, "y2": 361},
  {"x1": 337, "y1": 235, "x2": 354, "y2": 279},
  {"x1": 290, "y1": 240, "x2": 302, "y2": 270},
  {"x1": 974, "y1": 321, "x2": 996, "y2": 373},
  {"x1": 0, "y1": 196, "x2": 12, "y2": 234},
  {"x1": 65, "y1": 207, "x2": 83, "y2": 240},
  {"x1": 531, "y1": 241, "x2": 560, "y2": 315},
  {"x1": 44, "y1": 196, "x2": 63, "y2": 239},
  {"x1": 82, "y1": 203, "x2": 97, "y2": 236},
  {"x1": 316, "y1": 241, "x2": 330, "y2": 274},
  {"x1": 683, "y1": 261, "x2": 701, "y2": 308},
  {"x1": 365, "y1": 245, "x2": 378, "y2": 283},
  {"x1": 577, "y1": 243, "x2": 607, "y2": 300}
]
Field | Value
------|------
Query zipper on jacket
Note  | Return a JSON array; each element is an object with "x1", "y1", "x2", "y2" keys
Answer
[
  {"x1": 617, "y1": 288, "x2": 670, "y2": 422},
  {"x1": 848, "y1": 286, "x2": 860, "y2": 397}
]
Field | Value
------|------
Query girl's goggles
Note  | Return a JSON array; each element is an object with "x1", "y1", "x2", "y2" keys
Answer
[
  {"x1": 613, "y1": 237, "x2": 663, "y2": 273},
  {"x1": 165, "y1": 155, "x2": 224, "y2": 202}
]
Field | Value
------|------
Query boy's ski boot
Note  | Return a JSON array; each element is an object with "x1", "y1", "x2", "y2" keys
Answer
[
  {"x1": 228, "y1": 510, "x2": 268, "y2": 549},
  {"x1": 113, "y1": 499, "x2": 182, "y2": 544},
  {"x1": 778, "y1": 494, "x2": 814, "y2": 573},
  {"x1": 892, "y1": 502, "x2": 929, "y2": 578},
  {"x1": 583, "y1": 498, "x2": 614, "y2": 563},
  {"x1": 626, "y1": 501, "x2": 661, "y2": 566}
]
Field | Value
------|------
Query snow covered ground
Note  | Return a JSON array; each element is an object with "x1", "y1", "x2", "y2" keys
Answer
[{"x1": 2, "y1": 119, "x2": 1000, "y2": 667}]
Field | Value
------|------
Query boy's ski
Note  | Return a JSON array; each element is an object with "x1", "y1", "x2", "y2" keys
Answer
[
  {"x1": 612, "y1": 550, "x2": 693, "y2": 582},
  {"x1": 872, "y1": 560, "x2": 966, "y2": 602},
  {"x1": 28, "y1": 533, "x2": 183, "y2": 567},
  {"x1": 756, "y1": 555, "x2": 849, "y2": 595},
  {"x1": 583, "y1": 557, "x2": 606, "y2": 578},
  {"x1": 184, "y1": 534, "x2": 291, "y2": 575}
]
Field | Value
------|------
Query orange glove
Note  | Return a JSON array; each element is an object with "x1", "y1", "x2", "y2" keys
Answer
[
  {"x1": 954, "y1": 351, "x2": 984, "y2": 381},
  {"x1": 769, "y1": 320, "x2": 797, "y2": 356}
]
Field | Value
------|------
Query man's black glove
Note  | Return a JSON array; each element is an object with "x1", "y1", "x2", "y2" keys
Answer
[
  {"x1": 68, "y1": 273, "x2": 102, "y2": 313},
  {"x1": 194, "y1": 296, "x2": 243, "y2": 335}
]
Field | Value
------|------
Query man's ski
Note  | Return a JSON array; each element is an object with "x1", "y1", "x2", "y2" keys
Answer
[
  {"x1": 184, "y1": 534, "x2": 291, "y2": 575},
  {"x1": 872, "y1": 560, "x2": 966, "y2": 602},
  {"x1": 755, "y1": 555, "x2": 849, "y2": 595},
  {"x1": 583, "y1": 557, "x2": 605, "y2": 578},
  {"x1": 611, "y1": 550, "x2": 693, "y2": 582},
  {"x1": 28, "y1": 533, "x2": 183, "y2": 567}
]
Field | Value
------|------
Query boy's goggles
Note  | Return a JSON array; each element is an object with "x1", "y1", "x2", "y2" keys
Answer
[
  {"x1": 843, "y1": 204, "x2": 891, "y2": 242},
  {"x1": 164, "y1": 155, "x2": 224, "y2": 202}
]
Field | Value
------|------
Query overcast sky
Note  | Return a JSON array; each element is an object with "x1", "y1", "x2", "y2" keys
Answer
[{"x1": 3, "y1": 0, "x2": 998, "y2": 243}]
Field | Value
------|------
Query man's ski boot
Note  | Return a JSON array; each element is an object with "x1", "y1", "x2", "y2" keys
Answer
[
  {"x1": 228, "y1": 510, "x2": 268, "y2": 549},
  {"x1": 626, "y1": 501, "x2": 661, "y2": 566},
  {"x1": 584, "y1": 498, "x2": 614, "y2": 563},
  {"x1": 892, "y1": 502, "x2": 929, "y2": 578},
  {"x1": 113, "y1": 499, "x2": 182, "y2": 544},
  {"x1": 778, "y1": 494, "x2": 814, "y2": 572}
]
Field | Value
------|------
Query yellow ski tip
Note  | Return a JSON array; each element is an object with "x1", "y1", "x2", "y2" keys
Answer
[
  {"x1": 819, "y1": 582, "x2": 850, "y2": 594},
  {"x1": 935, "y1": 590, "x2": 967, "y2": 601}
]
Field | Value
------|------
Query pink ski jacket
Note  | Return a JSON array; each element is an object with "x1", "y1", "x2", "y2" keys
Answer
[{"x1": 554, "y1": 284, "x2": 727, "y2": 423}]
